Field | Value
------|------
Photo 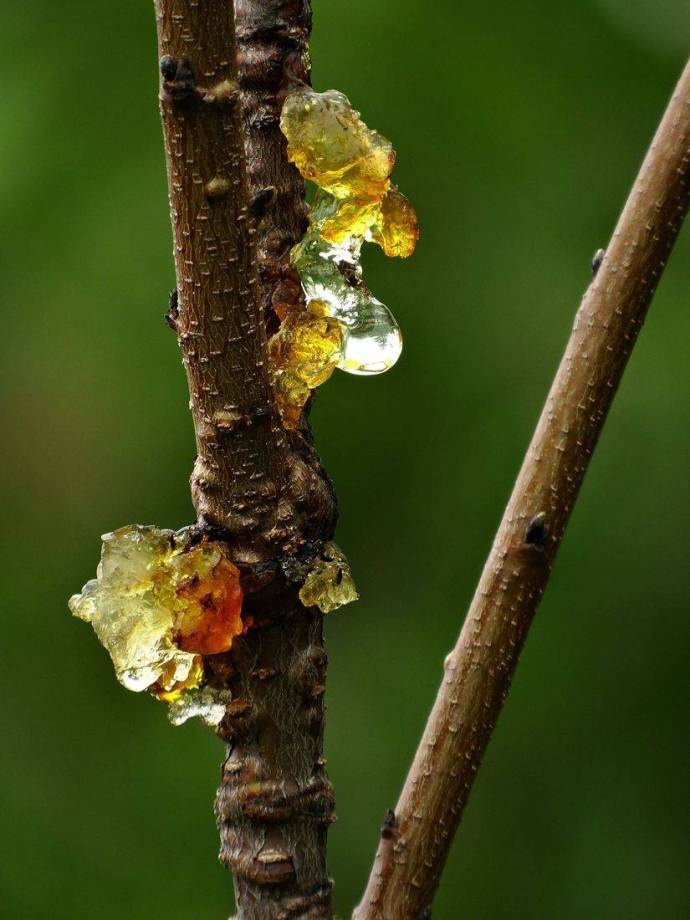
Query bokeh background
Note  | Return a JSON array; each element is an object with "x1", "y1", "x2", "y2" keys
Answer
[{"x1": 2, "y1": 1, "x2": 688, "y2": 917}]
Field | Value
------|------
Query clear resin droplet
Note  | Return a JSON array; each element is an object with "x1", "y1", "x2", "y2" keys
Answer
[
  {"x1": 338, "y1": 299, "x2": 402, "y2": 376},
  {"x1": 269, "y1": 302, "x2": 343, "y2": 426},
  {"x1": 292, "y1": 215, "x2": 402, "y2": 376}
]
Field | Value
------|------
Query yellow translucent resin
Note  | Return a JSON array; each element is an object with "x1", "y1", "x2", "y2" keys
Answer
[
  {"x1": 279, "y1": 86, "x2": 419, "y2": 386},
  {"x1": 299, "y1": 542, "x2": 359, "y2": 614},
  {"x1": 370, "y1": 186, "x2": 419, "y2": 258},
  {"x1": 281, "y1": 88, "x2": 394, "y2": 203},
  {"x1": 69, "y1": 525, "x2": 244, "y2": 724},
  {"x1": 270, "y1": 300, "x2": 343, "y2": 427}
]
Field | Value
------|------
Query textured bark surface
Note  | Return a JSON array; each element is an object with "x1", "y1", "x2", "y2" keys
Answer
[
  {"x1": 154, "y1": 2, "x2": 335, "y2": 918},
  {"x1": 214, "y1": 598, "x2": 334, "y2": 918},
  {"x1": 236, "y1": 0, "x2": 312, "y2": 329},
  {"x1": 355, "y1": 60, "x2": 690, "y2": 920},
  {"x1": 156, "y1": 0, "x2": 284, "y2": 561}
]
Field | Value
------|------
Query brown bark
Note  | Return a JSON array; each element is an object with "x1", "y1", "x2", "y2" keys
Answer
[
  {"x1": 235, "y1": 0, "x2": 312, "y2": 328},
  {"x1": 214, "y1": 597, "x2": 334, "y2": 919},
  {"x1": 156, "y1": 1, "x2": 283, "y2": 560},
  {"x1": 154, "y1": 2, "x2": 334, "y2": 918},
  {"x1": 355, "y1": 60, "x2": 690, "y2": 920}
]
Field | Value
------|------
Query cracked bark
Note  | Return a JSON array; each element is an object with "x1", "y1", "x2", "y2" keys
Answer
[
  {"x1": 354, "y1": 59, "x2": 690, "y2": 920},
  {"x1": 154, "y1": 2, "x2": 334, "y2": 918}
]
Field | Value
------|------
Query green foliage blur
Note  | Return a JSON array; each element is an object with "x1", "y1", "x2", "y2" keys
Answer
[{"x1": 2, "y1": 1, "x2": 688, "y2": 917}]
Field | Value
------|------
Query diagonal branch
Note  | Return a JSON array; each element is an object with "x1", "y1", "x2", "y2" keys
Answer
[{"x1": 355, "y1": 59, "x2": 690, "y2": 920}]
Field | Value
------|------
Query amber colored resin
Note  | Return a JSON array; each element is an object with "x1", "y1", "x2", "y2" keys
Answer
[
  {"x1": 279, "y1": 86, "x2": 418, "y2": 387},
  {"x1": 69, "y1": 525, "x2": 245, "y2": 724},
  {"x1": 269, "y1": 300, "x2": 343, "y2": 427},
  {"x1": 169, "y1": 548, "x2": 244, "y2": 655},
  {"x1": 370, "y1": 186, "x2": 419, "y2": 258}
]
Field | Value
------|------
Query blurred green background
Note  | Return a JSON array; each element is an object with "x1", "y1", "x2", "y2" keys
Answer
[{"x1": 2, "y1": 1, "x2": 688, "y2": 917}]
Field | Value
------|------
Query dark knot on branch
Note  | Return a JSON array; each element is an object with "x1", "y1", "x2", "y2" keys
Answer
[
  {"x1": 159, "y1": 55, "x2": 239, "y2": 107},
  {"x1": 381, "y1": 808, "x2": 397, "y2": 839},
  {"x1": 164, "y1": 289, "x2": 179, "y2": 331},
  {"x1": 591, "y1": 248, "x2": 606, "y2": 276},
  {"x1": 524, "y1": 512, "x2": 548, "y2": 548},
  {"x1": 159, "y1": 55, "x2": 197, "y2": 101}
]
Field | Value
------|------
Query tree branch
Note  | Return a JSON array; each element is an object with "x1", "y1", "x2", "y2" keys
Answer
[
  {"x1": 156, "y1": 0, "x2": 285, "y2": 559},
  {"x1": 155, "y1": 2, "x2": 335, "y2": 918},
  {"x1": 355, "y1": 59, "x2": 690, "y2": 920}
]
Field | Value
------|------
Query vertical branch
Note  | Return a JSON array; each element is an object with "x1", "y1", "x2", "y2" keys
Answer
[
  {"x1": 355, "y1": 60, "x2": 690, "y2": 920},
  {"x1": 215, "y1": 595, "x2": 334, "y2": 919},
  {"x1": 156, "y1": 0, "x2": 287, "y2": 560},
  {"x1": 155, "y1": 2, "x2": 335, "y2": 919}
]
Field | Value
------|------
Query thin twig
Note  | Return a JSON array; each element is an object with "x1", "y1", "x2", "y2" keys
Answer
[{"x1": 355, "y1": 59, "x2": 690, "y2": 920}]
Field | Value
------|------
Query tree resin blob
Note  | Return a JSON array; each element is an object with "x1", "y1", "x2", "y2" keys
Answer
[
  {"x1": 275, "y1": 86, "x2": 419, "y2": 420},
  {"x1": 69, "y1": 525, "x2": 246, "y2": 725},
  {"x1": 299, "y1": 542, "x2": 359, "y2": 614}
]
